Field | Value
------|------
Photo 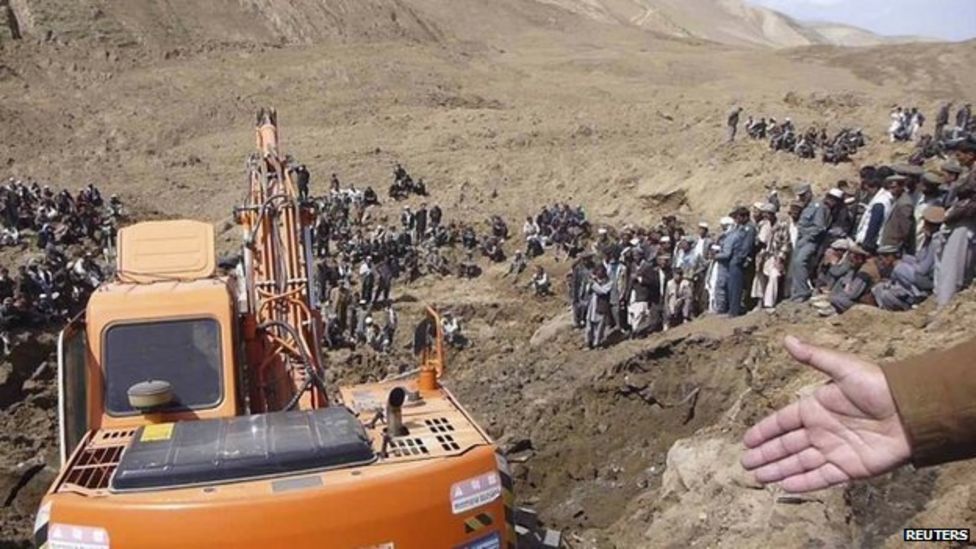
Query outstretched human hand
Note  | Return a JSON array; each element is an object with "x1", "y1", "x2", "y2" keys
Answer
[{"x1": 741, "y1": 336, "x2": 911, "y2": 493}]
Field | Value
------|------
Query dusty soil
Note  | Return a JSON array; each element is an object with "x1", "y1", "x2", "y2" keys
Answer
[{"x1": 1, "y1": 1, "x2": 975, "y2": 547}]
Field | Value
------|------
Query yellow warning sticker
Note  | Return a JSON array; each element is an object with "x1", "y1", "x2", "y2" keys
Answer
[{"x1": 141, "y1": 423, "x2": 174, "y2": 442}]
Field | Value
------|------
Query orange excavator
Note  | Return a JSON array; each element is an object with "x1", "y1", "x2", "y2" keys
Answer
[{"x1": 35, "y1": 109, "x2": 515, "y2": 549}]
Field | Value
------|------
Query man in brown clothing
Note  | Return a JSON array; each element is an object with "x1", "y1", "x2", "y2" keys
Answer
[
  {"x1": 880, "y1": 175, "x2": 916, "y2": 255},
  {"x1": 742, "y1": 337, "x2": 976, "y2": 492}
]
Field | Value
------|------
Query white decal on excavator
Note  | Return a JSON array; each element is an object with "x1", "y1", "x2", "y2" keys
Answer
[
  {"x1": 47, "y1": 523, "x2": 110, "y2": 549},
  {"x1": 450, "y1": 472, "x2": 501, "y2": 514}
]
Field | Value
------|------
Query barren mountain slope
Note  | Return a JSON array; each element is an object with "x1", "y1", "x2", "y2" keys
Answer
[
  {"x1": 2, "y1": 0, "x2": 442, "y2": 46},
  {"x1": 532, "y1": 0, "x2": 922, "y2": 48}
]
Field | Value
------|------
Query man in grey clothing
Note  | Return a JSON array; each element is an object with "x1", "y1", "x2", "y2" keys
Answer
[{"x1": 790, "y1": 189, "x2": 843, "y2": 301}]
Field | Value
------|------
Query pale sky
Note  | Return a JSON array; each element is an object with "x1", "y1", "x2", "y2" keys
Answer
[{"x1": 747, "y1": 0, "x2": 976, "y2": 41}]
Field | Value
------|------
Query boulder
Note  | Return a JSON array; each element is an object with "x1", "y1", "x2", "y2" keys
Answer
[{"x1": 530, "y1": 312, "x2": 574, "y2": 348}]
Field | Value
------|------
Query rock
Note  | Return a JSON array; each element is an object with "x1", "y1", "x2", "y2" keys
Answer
[
  {"x1": 515, "y1": 507, "x2": 539, "y2": 530},
  {"x1": 501, "y1": 437, "x2": 534, "y2": 456},
  {"x1": 11, "y1": 464, "x2": 56, "y2": 516},
  {"x1": 647, "y1": 433, "x2": 849, "y2": 547},
  {"x1": 529, "y1": 312, "x2": 574, "y2": 348},
  {"x1": 541, "y1": 528, "x2": 561, "y2": 548}
]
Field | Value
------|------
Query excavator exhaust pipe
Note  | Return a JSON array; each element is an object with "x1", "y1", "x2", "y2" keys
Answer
[{"x1": 386, "y1": 387, "x2": 408, "y2": 437}]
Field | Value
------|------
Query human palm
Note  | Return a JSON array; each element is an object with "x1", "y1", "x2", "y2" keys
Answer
[{"x1": 741, "y1": 337, "x2": 911, "y2": 493}]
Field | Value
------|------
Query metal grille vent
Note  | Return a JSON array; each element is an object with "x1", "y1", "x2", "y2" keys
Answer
[
  {"x1": 436, "y1": 434, "x2": 461, "y2": 452},
  {"x1": 63, "y1": 430, "x2": 134, "y2": 490},
  {"x1": 424, "y1": 417, "x2": 456, "y2": 433},
  {"x1": 389, "y1": 437, "x2": 429, "y2": 457}
]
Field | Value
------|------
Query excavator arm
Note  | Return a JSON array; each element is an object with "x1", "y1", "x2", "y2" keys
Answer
[{"x1": 236, "y1": 108, "x2": 327, "y2": 413}]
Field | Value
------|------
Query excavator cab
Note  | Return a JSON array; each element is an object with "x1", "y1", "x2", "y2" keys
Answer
[{"x1": 37, "y1": 112, "x2": 515, "y2": 549}]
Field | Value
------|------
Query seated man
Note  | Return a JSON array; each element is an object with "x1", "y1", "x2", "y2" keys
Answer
[
  {"x1": 442, "y1": 312, "x2": 464, "y2": 348},
  {"x1": 483, "y1": 238, "x2": 506, "y2": 263},
  {"x1": 491, "y1": 216, "x2": 509, "y2": 240},
  {"x1": 875, "y1": 206, "x2": 946, "y2": 311},
  {"x1": 363, "y1": 186, "x2": 378, "y2": 206},
  {"x1": 324, "y1": 313, "x2": 345, "y2": 349},
  {"x1": 506, "y1": 250, "x2": 527, "y2": 278},
  {"x1": 457, "y1": 250, "x2": 479, "y2": 279},
  {"x1": 531, "y1": 266, "x2": 551, "y2": 296},
  {"x1": 0, "y1": 225, "x2": 19, "y2": 246},
  {"x1": 411, "y1": 178, "x2": 427, "y2": 196},
  {"x1": 461, "y1": 226, "x2": 478, "y2": 250},
  {"x1": 829, "y1": 245, "x2": 890, "y2": 314},
  {"x1": 364, "y1": 317, "x2": 383, "y2": 351},
  {"x1": 816, "y1": 239, "x2": 854, "y2": 293}
]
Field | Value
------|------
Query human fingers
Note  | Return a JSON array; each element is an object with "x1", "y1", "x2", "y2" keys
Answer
[
  {"x1": 784, "y1": 336, "x2": 866, "y2": 382},
  {"x1": 779, "y1": 463, "x2": 849, "y2": 493},
  {"x1": 741, "y1": 429, "x2": 812, "y2": 470},
  {"x1": 743, "y1": 401, "x2": 802, "y2": 449},
  {"x1": 752, "y1": 447, "x2": 827, "y2": 484}
]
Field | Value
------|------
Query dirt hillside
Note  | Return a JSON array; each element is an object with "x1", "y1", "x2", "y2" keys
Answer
[
  {"x1": 529, "y1": 0, "x2": 930, "y2": 47},
  {"x1": 1, "y1": 1, "x2": 975, "y2": 547}
]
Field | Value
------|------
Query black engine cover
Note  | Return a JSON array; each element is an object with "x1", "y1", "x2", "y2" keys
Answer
[{"x1": 111, "y1": 407, "x2": 375, "y2": 491}]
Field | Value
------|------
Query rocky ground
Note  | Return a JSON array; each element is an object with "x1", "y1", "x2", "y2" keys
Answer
[{"x1": 1, "y1": 1, "x2": 975, "y2": 547}]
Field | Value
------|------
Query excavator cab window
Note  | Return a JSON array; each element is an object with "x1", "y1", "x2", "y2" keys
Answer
[
  {"x1": 58, "y1": 316, "x2": 88, "y2": 464},
  {"x1": 103, "y1": 318, "x2": 223, "y2": 415}
]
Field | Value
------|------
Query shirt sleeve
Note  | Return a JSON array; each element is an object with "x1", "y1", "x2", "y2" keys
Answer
[{"x1": 882, "y1": 337, "x2": 976, "y2": 467}]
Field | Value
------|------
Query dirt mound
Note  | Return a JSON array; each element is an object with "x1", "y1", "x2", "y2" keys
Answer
[
  {"x1": 437, "y1": 274, "x2": 976, "y2": 547},
  {"x1": 0, "y1": 333, "x2": 57, "y2": 547}
]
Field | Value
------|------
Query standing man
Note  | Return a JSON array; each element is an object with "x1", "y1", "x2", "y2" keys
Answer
[
  {"x1": 293, "y1": 164, "x2": 311, "y2": 202},
  {"x1": 936, "y1": 171, "x2": 976, "y2": 307},
  {"x1": 711, "y1": 217, "x2": 736, "y2": 313},
  {"x1": 936, "y1": 102, "x2": 952, "y2": 138},
  {"x1": 400, "y1": 206, "x2": 415, "y2": 239},
  {"x1": 414, "y1": 203, "x2": 428, "y2": 242},
  {"x1": 794, "y1": 183, "x2": 814, "y2": 211},
  {"x1": 606, "y1": 254, "x2": 625, "y2": 333},
  {"x1": 585, "y1": 266, "x2": 613, "y2": 349},
  {"x1": 790, "y1": 189, "x2": 843, "y2": 301},
  {"x1": 692, "y1": 222, "x2": 711, "y2": 259},
  {"x1": 727, "y1": 107, "x2": 743, "y2": 143},
  {"x1": 429, "y1": 204, "x2": 443, "y2": 230},
  {"x1": 715, "y1": 214, "x2": 741, "y2": 314},
  {"x1": 373, "y1": 257, "x2": 393, "y2": 307},
  {"x1": 359, "y1": 256, "x2": 375, "y2": 308},
  {"x1": 880, "y1": 175, "x2": 916, "y2": 254},
  {"x1": 627, "y1": 249, "x2": 657, "y2": 337},
  {"x1": 569, "y1": 254, "x2": 594, "y2": 328},
  {"x1": 956, "y1": 103, "x2": 972, "y2": 132},
  {"x1": 727, "y1": 207, "x2": 756, "y2": 317},
  {"x1": 855, "y1": 176, "x2": 894, "y2": 254},
  {"x1": 751, "y1": 204, "x2": 775, "y2": 309}
]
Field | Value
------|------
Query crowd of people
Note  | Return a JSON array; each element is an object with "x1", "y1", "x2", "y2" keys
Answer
[
  {"x1": 888, "y1": 106, "x2": 927, "y2": 142},
  {"x1": 889, "y1": 102, "x2": 974, "y2": 143},
  {"x1": 729, "y1": 107, "x2": 867, "y2": 164},
  {"x1": 0, "y1": 179, "x2": 118, "y2": 354},
  {"x1": 908, "y1": 101, "x2": 975, "y2": 164},
  {"x1": 5, "y1": 103, "x2": 974, "y2": 362},
  {"x1": 307, "y1": 164, "x2": 507, "y2": 352},
  {"x1": 559, "y1": 135, "x2": 976, "y2": 349}
]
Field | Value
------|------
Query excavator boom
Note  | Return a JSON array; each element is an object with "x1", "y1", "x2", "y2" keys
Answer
[{"x1": 236, "y1": 107, "x2": 326, "y2": 412}]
